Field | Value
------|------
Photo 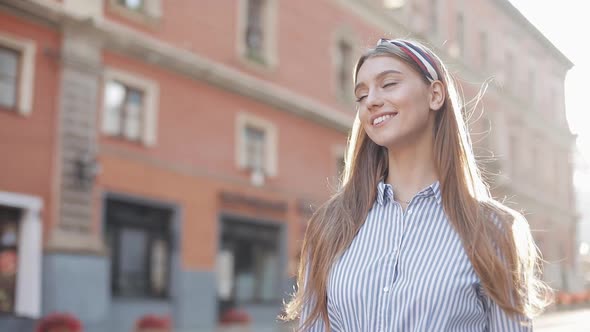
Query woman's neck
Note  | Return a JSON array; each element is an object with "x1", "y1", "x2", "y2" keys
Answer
[{"x1": 385, "y1": 136, "x2": 438, "y2": 203}]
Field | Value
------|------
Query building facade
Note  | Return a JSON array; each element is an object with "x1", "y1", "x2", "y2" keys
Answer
[{"x1": 0, "y1": 0, "x2": 575, "y2": 331}]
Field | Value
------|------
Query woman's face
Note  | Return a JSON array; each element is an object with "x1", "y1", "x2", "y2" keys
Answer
[{"x1": 354, "y1": 55, "x2": 437, "y2": 149}]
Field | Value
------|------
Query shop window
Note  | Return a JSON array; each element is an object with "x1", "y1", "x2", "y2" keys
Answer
[
  {"x1": 0, "y1": 205, "x2": 21, "y2": 313},
  {"x1": 105, "y1": 198, "x2": 172, "y2": 298}
]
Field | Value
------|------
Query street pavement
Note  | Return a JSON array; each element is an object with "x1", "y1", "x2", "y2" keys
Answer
[{"x1": 535, "y1": 308, "x2": 590, "y2": 332}]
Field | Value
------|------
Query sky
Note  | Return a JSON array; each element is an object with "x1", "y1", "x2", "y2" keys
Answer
[{"x1": 507, "y1": 0, "x2": 590, "y2": 190}]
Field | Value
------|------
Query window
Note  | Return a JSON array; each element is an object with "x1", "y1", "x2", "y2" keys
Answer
[
  {"x1": 383, "y1": 0, "x2": 405, "y2": 9},
  {"x1": 218, "y1": 218, "x2": 281, "y2": 305},
  {"x1": 528, "y1": 69, "x2": 536, "y2": 104},
  {"x1": 0, "y1": 47, "x2": 19, "y2": 109},
  {"x1": 505, "y1": 52, "x2": 514, "y2": 90},
  {"x1": 104, "y1": 81, "x2": 144, "y2": 141},
  {"x1": 457, "y1": 13, "x2": 465, "y2": 58},
  {"x1": 245, "y1": 0, "x2": 264, "y2": 61},
  {"x1": 0, "y1": 33, "x2": 35, "y2": 115},
  {"x1": 336, "y1": 39, "x2": 354, "y2": 101},
  {"x1": 0, "y1": 206, "x2": 21, "y2": 314},
  {"x1": 102, "y1": 68, "x2": 159, "y2": 146},
  {"x1": 237, "y1": 0, "x2": 277, "y2": 67},
  {"x1": 105, "y1": 198, "x2": 172, "y2": 298},
  {"x1": 118, "y1": 0, "x2": 144, "y2": 11},
  {"x1": 109, "y1": 0, "x2": 161, "y2": 22},
  {"x1": 429, "y1": 0, "x2": 438, "y2": 37},
  {"x1": 244, "y1": 125, "x2": 266, "y2": 172},
  {"x1": 480, "y1": 31, "x2": 488, "y2": 70},
  {"x1": 236, "y1": 112, "x2": 278, "y2": 178}
]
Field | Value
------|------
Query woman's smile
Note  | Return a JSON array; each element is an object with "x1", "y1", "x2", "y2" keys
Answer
[{"x1": 371, "y1": 112, "x2": 398, "y2": 127}]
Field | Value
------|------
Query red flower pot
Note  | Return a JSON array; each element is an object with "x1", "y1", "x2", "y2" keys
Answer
[
  {"x1": 220, "y1": 308, "x2": 251, "y2": 325},
  {"x1": 135, "y1": 314, "x2": 172, "y2": 332},
  {"x1": 36, "y1": 312, "x2": 83, "y2": 332}
]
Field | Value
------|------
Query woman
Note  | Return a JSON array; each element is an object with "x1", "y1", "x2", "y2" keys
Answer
[{"x1": 283, "y1": 38, "x2": 551, "y2": 331}]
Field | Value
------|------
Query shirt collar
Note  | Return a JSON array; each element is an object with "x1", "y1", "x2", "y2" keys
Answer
[
  {"x1": 376, "y1": 178, "x2": 442, "y2": 206},
  {"x1": 376, "y1": 180, "x2": 393, "y2": 206}
]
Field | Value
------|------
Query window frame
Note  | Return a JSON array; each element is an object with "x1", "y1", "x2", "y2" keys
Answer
[
  {"x1": 219, "y1": 218, "x2": 282, "y2": 305},
  {"x1": 105, "y1": 198, "x2": 172, "y2": 299},
  {"x1": 108, "y1": 0, "x2": 162, "y2": 25},
  {"x1": 236, "y1": 0, "x2": 278, "y2": 69},
  {"x1": 456, "y1": 12, "x2": 465, "y2": 58},
  {"x1": 0, "y1": 33, "x2": 35, "y2": 116},
  {"x1": 0, "y1": 206, "x2": 21, "y2": 315},
  {"x1": 102, "y1": 68, "x2": 159, "y2": 146},
  {"x1": 0, "y1": 46, "x2": 21, "y2": 110},
  {"x1": 332, "y1": 27, "x2": 358, "y2": 105},
  {"x1": 235, "y1": 112, "x2": 278, "y2": 177}
]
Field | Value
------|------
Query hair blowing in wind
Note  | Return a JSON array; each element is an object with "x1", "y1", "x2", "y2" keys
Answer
[{"x1": 282, "y1": 39, "x2": 552, "y2": 331}]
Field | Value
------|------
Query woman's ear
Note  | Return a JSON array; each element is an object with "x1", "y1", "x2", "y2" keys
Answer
[{"x1": 429, "y1": 81, "x2": 445, "y2": 111}]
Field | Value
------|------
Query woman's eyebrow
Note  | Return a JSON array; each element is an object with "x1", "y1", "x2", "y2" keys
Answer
[{"x1": 354, "y1": 69, "x2": 403, "y2": 93}]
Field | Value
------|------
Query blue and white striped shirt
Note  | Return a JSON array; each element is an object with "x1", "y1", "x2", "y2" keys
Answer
[{"x1": 300, "y1": 180, "x2": 531, "y2": 331}]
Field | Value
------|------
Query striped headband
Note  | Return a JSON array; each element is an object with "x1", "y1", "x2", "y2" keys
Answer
[{"x1": 376, "y1": 38, "x2": 440, "y2": 83}]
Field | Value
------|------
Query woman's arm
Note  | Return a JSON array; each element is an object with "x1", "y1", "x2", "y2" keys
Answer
[
  {"x1": 485, "y1": 294, "x2": 533, "y2": 331},
  {"x1": 298, "y1": 299, "x2": 328, "y2": 332}
]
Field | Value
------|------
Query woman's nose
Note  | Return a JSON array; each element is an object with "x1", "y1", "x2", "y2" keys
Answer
[{"x1": 366, "y1": 89, "x2": 384, "y2": 110}]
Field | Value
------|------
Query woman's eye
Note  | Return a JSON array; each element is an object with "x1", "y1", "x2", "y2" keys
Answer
[
  {"x1": 355, "y1": 96, "x2": 367, "y2": 102},
  {"x1": 383, "y1": 82, "x2": 397, "y2": 88}
]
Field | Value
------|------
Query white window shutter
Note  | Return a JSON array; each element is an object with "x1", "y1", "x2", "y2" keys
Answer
[
  {"x1": 267, "y1": 126, "x2": 277, "y2": 177},
  {"x1": 236, "y1": 113, "x2": 248, "y2": 169},
  {"x1": 143, "y1": 83, "x2": 159, "y2": 146},
  {"x1": 0, "y1": 33, "x2": 36, "y2": 116},
  {"x1": 18, "y1": 41, "x2": 35, "y2": 116}
]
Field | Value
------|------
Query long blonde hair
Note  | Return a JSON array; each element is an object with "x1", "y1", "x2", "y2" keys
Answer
[{"x1": 283, "y1": 39, "x2": 551, "y2": 331}]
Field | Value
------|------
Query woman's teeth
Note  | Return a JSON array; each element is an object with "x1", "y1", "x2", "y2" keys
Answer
[{"x1": 373, "y1": 114, "x2": 395, "y2": 125}]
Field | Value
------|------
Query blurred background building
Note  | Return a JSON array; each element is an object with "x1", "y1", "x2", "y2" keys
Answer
[{"x1": 0, "y1": 0, "x2": 579, "y2": 331}]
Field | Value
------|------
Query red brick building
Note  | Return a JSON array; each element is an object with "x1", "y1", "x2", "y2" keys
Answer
[{"x1": 0, "y1": 0, "x2": 575, "y2": 331}]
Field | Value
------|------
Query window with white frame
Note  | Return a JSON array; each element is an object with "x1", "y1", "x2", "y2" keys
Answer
[
  {"x1": 0, "y1": 34, "x2": 35, "y2": 115},
  {"x1": 118, "y1": 0, "x2": 144, "y2": 11},
  {"x1": 109, "y1": 0, "x2": 162, "y2": 22},
  {"x1": 102, "y1": 68, "x2": 159, "y2": 146},
  {"x1": 336, "y1": 39, "x2": 354, "y2": 102},
  {"x1": 246, "y1": 0, "x2": 264, "y2": 60},
  {"x1": 237, "y1": 0, "x2": 277, "y2": 67},
  {"x1": 244, "y1": 125, "x2": 266, "y2": 172},
  {"x1": 236, "y1": 112, "x2": 277, "y2": 178},
  {"x1": 0, "y1": 47, "x2": 19, "y2": 110},
  {"x1": 383, "y1": 0, "x2": 405, "y2": 9}
]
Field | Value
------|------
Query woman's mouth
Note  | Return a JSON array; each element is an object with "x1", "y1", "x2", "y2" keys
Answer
[{"x1": 372, "y1": 113, "x2": 398, "y2": 127}]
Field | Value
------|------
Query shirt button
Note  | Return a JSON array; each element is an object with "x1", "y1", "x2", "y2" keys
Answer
[
  {"x1": 383, "y1": 286, "x2": 389, "y2": 293},
  {"x1": 407, "y1": 209, "x2": 413, "y2": 215}
]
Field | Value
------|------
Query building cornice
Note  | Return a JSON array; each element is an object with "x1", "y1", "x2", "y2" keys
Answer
[
  {"x1": 494, "y1": 0, "x2": 573, "y2": 70},
  {"x1": 4, "y1": 0, "x2": 354, "y2": 133}
]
